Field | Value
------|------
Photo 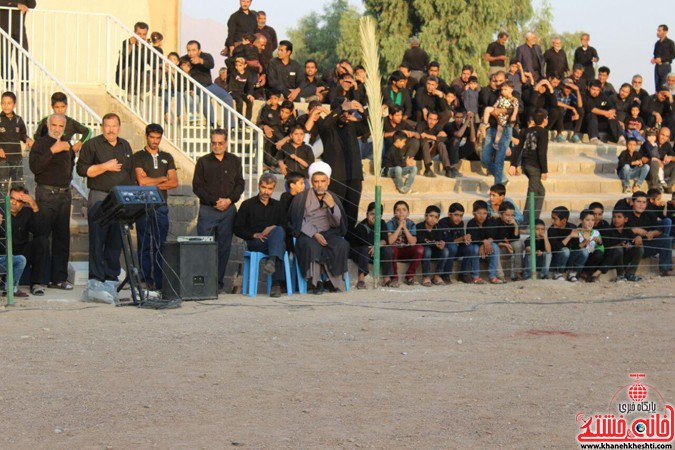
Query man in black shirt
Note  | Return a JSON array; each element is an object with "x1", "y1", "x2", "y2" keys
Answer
[
  {"x1": 224, "y1": 0, "x2": 257, "y2": 57},
  {"x1": 297, "y1": 59, "x2": 328, "y2": 102},
  {"x1": 267, "y1": 40, "x2": 303, "y2": 101},
  {"x1": 2, "y1": 186, "x2": 47, "y2": 296},
  {"x1": 573, "y1": 33, "x2": 599, "y2": 81},
  {"x1": 485, "y1": 31, "x2": 508, "y2": 76},
  {"x1": 416, "y1": 111, "x2": 452, "y2": 178},
  {"x1": 597, "y1": 66, "x2": 617, "y2": 98},
  {"x1": 652, "y1": 24, "x2": 675, "y2": 92},
  {"x1": 626, "y1": 191, "x2": 673, "y2": 276},
  {"x1": 640, "y1": 86, "x2": 673, "y2": 128},
  {"x1": 133, "y1": 124, "x2": 177, "y2": 291},
  {"x1": 192, "y1": 129, "x2": 245, "y2": 292},
  {"x1": 445, "y1": 110, "x2": 477, "y2": 166},
  {"x1": 414, "y1": 76, "x2": 449, "y2": 125},
  {"x1": 543, "y1": 37, "x2": 569, "y2": 78},
  {"x1": 383, "y1": 71, "x2": 413, "y2": 120},
  {"x1": 28, "y1": 113, "x2": 75, "y2": 290},
  {"x1": 401, "y1": 37, "x2": 429, "y2": 83},
  {"x1": 255, "y1": 11, "x2": 277, "y2": 66},
  {"x1": 383, "y1": 105, "x2": 420, "y2": 157},
  {"x1": 115, "y1": 22, "x2": 149, "y2": 94},
  {"x1": 182, "y1": 40, "x2": 234, "y2": 128},
  {"x1": 233, "y1": 173, "x2": 287, "y2": 297},
  {"x1": 76, "y1": 113, "x2": 135, "y2": 299},
  {"x1": 584, "y1": 80, "x2": 621, "y2": 144},
  {"x1": 418, "y1": 62, "x2": 451, "y2": 94},
  {"x1": 631, "y1": 75, "x2": 650, "y2": 104}
]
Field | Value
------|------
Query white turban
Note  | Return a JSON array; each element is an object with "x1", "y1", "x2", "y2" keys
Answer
[{"x1": 308, "y1": 161, "x2": 332, "y2": 179}]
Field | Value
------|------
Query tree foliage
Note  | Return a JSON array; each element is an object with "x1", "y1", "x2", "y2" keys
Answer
[{"x1": 287, "y1": 0, "x2": 362, "y2": 71}]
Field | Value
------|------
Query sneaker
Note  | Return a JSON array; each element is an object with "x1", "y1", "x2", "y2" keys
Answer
[
  {"x1": 626, "y1": 274, "x2": 643, "y2": 282},
  {"x1": 555, "y1": 134, "x2": 566, "y2": 143},
  {"x1": 617, "y1": 136, "x2": 626, "y2": 146},
  {"x1": 614, "y1": 275, "x2": 627, "y2": 282},
  {"x1": 623, "y1": 186, "x2": 631, "y2": 194},
  {"x1": 589, "y1": 137, "x2": 600, "y2": 145},
  {"x1": 445, "y1": 168, "x2": 455, "y2": 178},
  {"x1": 424, "y1": 170, "x2": 437, "y2": 178},
  {"x1": 567, "y1": 272, "x2": 578, "y2": 282},
  {"x1": 553, "y1": 273, "x2": 565, "y2": 281},
  {"x1": 572, "y1": 134, "x2": 581, "y2": 143}
]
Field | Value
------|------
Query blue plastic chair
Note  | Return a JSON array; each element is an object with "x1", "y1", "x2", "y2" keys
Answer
[
  {"x1": 242, "y1": 243, "x2": 294, "y2": 297},
  {"x1": 292, "y1": 238, "x2": 350, "y2": 294}
]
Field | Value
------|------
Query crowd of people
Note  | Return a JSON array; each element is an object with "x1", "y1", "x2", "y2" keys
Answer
[{"x1": 1, "y1": 0, "x2": 675, "y2": 300}]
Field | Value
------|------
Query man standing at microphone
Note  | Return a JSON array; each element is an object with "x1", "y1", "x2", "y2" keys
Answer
[{"x1": 29, "y1": 113, "x2": 76, "y2": 291}]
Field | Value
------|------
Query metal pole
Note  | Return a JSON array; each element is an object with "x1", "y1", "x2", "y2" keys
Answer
[
  {"x1": 529, "y1": 191, "x2": 536, "y2": 281},
  {"x1": 373, "y1": 185, "x2": 382, "y2": 288},
  {"x1": 5, "y1": 193, "x2": 14, "y2": 306}
]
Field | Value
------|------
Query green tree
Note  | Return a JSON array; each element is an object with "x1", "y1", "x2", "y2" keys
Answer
[{"x1": 287, "y1": 0, "x2": 362, "y2": 71}]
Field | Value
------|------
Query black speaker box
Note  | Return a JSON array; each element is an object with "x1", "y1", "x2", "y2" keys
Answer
[{"x1": 161, "y1": 241, "x2": 218, "y2": 301}]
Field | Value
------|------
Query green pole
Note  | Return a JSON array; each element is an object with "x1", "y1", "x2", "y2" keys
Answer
[
  {"x1": 528, "y1": 191, "x2": 536, "y2": 281},
  {"x1": 5, "y1": 194, "x2": 14, "y2": 306},
  {"x1": 373, "y1": 185, "x2": 382, "y2": 288}
]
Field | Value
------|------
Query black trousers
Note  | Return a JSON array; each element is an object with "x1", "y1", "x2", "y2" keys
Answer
[
  {"x1": 15, "y1": 237, "x2": 48, "y2": 286},
  {"x1": 36, "y1": 185, "x2": 72, "y2": 283},
  {"x1": 350, "y1": 245, "x2": 394, "y2": 276},
  {"x1": 585, "y1": 113, "x2": 620, "y2": 142},
  {"x1": 600, "y1": 246, "x2": 644, "y2": 276},
  {"x1": 522, "y1": 164, "x2": 545, "y2": 224},
  {"x1": 87, "y1": 191, "x2": 123, "y2": 282}
]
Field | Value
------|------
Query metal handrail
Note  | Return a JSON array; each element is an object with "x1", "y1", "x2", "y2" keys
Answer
[
  {"x1": 0, "y1": 6, "x2": 264, "y2": 197},
  {"x1": 0, "y1": 26, "x2": 98, "y2": 198}
]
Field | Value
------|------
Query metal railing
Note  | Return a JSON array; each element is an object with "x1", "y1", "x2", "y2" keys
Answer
[
  {"x1": 0, "y1": 26, "x2": 99, "y2": 197},
  {"x1": 1, "y1": 6, "x2": 264, "y2": 197}
]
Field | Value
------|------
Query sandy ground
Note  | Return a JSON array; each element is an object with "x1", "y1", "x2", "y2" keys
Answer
[{"x1": 1, "y1": 276, "x2": 674, "y2": 450}]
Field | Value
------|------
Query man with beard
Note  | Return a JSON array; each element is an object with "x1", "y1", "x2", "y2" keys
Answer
[
  {"x1": 318, "y1": 98, "x2": 366, "y2": 235},
  {"x1": 28, "y1": 113, "x2": 75, "y2": 291},
  {"x1": 289, "y1": 162, "x2": 349, "y2": 294}
]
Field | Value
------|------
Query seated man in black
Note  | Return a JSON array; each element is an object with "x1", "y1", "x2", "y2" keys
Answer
[
  {"x1": 414, "y1": 76, "x2": 450, "y2": 126},
  {"x1": 415, "y1": 110, "x2": 453, "y2": 178},
  {"x1": 233, "y1": 173, "x2": 287, "y2": 298},
  {"x1": 383, "y1": 105, "x2": 420, "y2": 158},
  {"x1": 444, "y1": 109, "x2": 477, "y2": 165},
  {"x1": 584, "y1": 80, "x2": 621, "y2": 144},
  {"x1": 350, "y1": 202, "x2": 393, "y2": 290},
  {"x1": 383, "y1": 70, "x2": 413, "y2": 121},
  {"x1": 289, "y1": 162, "x2": 349, "y2": 294},
  {"x1": 2, "y1": 186, "x2": 48, "y2": 295}
]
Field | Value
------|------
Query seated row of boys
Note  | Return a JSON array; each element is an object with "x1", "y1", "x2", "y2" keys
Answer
[
  {"x1": 348, "y1": 190, "x2": 674, "y2": 288},
  {"x1": 616, "y1": 127, "x2": 674, "y2": 194}
]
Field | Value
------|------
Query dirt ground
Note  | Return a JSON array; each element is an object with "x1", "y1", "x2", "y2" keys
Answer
[{"x1": 1, "y1": 276, "x2": 674, "y2": 450}]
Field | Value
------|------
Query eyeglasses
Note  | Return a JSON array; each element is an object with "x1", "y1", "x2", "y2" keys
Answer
[{"x1": 211, "y1": 141, "x2": 227, "y2": 146}]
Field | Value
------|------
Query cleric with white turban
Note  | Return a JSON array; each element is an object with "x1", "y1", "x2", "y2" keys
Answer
[{"x1": 289, "y1": 161, "x2": 350, "y2": 294}]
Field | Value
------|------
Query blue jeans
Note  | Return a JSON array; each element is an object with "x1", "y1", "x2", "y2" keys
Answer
[
  {"x1": 624, "y1": 129, "x2": 645, "y2": 143},
  {"x1": 468, "y1": 242, "x2": 499, "y2": 278},
  {"x1": 481, "y1": 125, "x2": 513, "y2": 185},
  {"x1": 0, "y1": 255, "x2": 26, "y2": 292},
  {"x1": 567, "y1": 248, "x2": 591, "y2": 274},
  {"x1": 200, "y1": 84, "x2": 234, "y2": 128},
  {"x1": 422, "y1": 246, "x2": 450, "y2": 277},
  {"x1": 246, "y1": 226, "x2": 287, "y2": 281},
  {"x1": 619, "y1": 164, "x2": 650, "y2": 188},
  {"x1": 655, "y1": 63, "x2": 671, "y2": 93},
  {"x1": 136, "y1": 205, "x2": 170, "y2": 289},
  {"x1": 388, "y1": 166, "x2": 417, "y2": 192},
  {"x1": 642, "y1": 235, "x2": 673, "y2": 272},
  {"x1": 550, "y1": 247, "x2": 571, "y2": 274},
  {"x1": 523, "y1": 252, "x2": 552, "y2": 277},
  {"x1": 197, "y1": 204, "x2": 237, "y2": 288},
  {"x1": 443, "y1": 242, "x2": 469, "y2": 276}
]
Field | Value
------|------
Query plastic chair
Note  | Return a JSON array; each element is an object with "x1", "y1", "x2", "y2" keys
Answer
[
  {"x1": 242, "y1": 243, "x2": 293, "y2": 297},
  {"x1": 292, "y1": 238, "x2": 350, "y2": 294}
]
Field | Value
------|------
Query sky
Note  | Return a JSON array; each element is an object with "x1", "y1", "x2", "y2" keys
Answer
[{"x1": 181, "y1": 0, "x2": 670, "y2": 92}]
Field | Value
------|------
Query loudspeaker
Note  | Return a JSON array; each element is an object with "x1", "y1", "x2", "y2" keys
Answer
[{"x1": 161, "y1": 240, "x2": 218, "y2": 301}]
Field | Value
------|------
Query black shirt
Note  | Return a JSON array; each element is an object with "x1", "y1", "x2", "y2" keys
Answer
[
  {"x1": 603, "y1": 227, "x2": 634, "y2": 248},
  {"x1": 0, "y1": 206, "x2": 44, "y2": 252},
  {"x1": 486, "y1": 41, "x2": 506, "y2": 68},
  {"x1": 233, "y1": 195, "x2": 285, "y2": 241},
  {"x1": 626, "y1": 211, "x2": 658, "y2": 233},
  {"x1": 267, "y1": 58, "x2": 302, "y2": 97},
  {"x1": 278, "y1": 142, "x2": 314, "y2": 178},
  {"x1": 573, "y1": 46, "x2": 599, "y2": 79},
  {"x1": 192, "y1": 152, "x2": 244, "y2": 207},
  {"x1": 543, "y1": 47, "x2": 569, "y2": 77},
  {"x1": 511, "y1": 125, "x2": 548, "y2": 172},
  {"x1": 415, "y1": 222, "x2": 444, "y2": 247},
  {"x1": 29, "y1": 135, "x2": 75, "y2": 187},
  {"x1": 548, "y1": 223, "x2": 576, "y2": 251},
  {"x1": 132, "y1": 148, "x2": 176, "y2": 200},
  {"x1": 225, "y1": 7, "x2": 258, "y2": 47},
  {"x1": 414, "y1": 88, "x2": 448, "y2": 117},
  {"x1": 584, "y1": 91, "x2": 612, "y2": 115},
  {"x1": 181, "y1": 51, "x2": 216, "y2": 88},
  {"x1": 653, "y1": 37, "x2": 675, "y2": 64},
  {"x1": 493, "y1": 218, "x2": 520, "y2": 244},
  {"x1": 402, "y1": 47, "x2": 429, "y2": 72},
  {"x1": 466, "y1": 218, "x2": 495, "y2": 242},
  {"x1": 438, "y1": 217, "x2": 466, "y2": 243},
  {"x1": 76, "y1": 135, "x2": 135, "y2": 192},
  {"x1": 353, "y1": 218, "x2": 387, "y2": 247},
  {"x1": 256, "y1": 25, "x2": 278, "y2": 64},
  {"x1": 0, "y1": 112, "x2": 28, "y2": 158},
  {"x1": 616, "y1": 150, "x2": 644, "y2": 174},
  {"x1": 257, "y1": 105, "x2": 281, "y2": 129}
]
